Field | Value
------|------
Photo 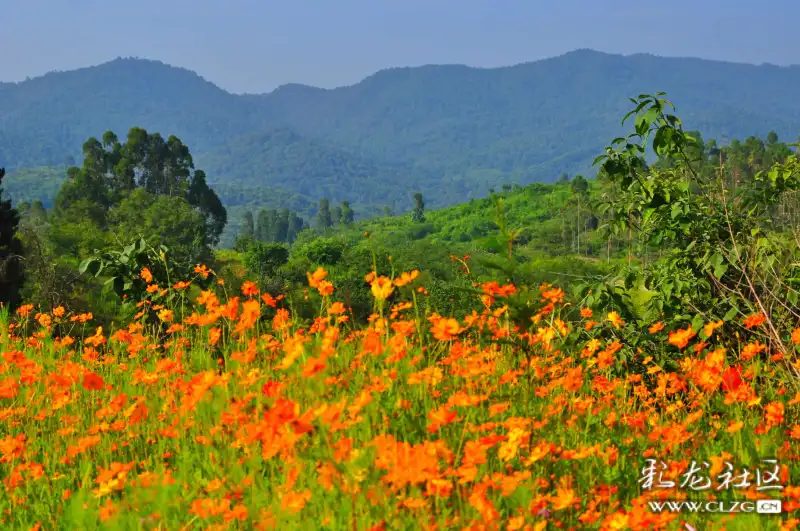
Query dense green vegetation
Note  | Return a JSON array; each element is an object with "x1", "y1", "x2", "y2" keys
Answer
[
  {"x1": 8, "y1": 101, "x2": 800, "y2": 334},
  {"x1": 6, "y1": 50, "x2": 800, "y2": 218},
  {"x1": 5, "y1": 89, "x2": 800, "y2": 528}
]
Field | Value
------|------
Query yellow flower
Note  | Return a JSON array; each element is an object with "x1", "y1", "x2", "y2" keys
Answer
[
  {"x1": 370, "y1": 276, "x2": 394, "y2": 300},
  {"x1": 606, "y1": 311, "x2": 624, "y2": 329}
]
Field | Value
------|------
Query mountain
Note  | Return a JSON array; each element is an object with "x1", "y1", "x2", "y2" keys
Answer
[
  {"x1": 4, "y1": 49, "x2": 800, "y2": 213},
  {"x1": 197, "y1": 127, "x2": 439, "y2": 209}
]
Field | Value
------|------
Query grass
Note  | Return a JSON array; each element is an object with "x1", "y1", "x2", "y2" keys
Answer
[{"x1": 0, "y1": 264, "x2": 798, "y2": 530}]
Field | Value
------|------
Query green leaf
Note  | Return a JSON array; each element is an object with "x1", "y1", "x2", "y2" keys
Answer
[{"x1": 78, "y1": 258, "x2": 101, "y2": 276}]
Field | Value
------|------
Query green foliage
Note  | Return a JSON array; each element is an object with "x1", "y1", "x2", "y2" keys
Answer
[
  {"x1": 412, "y1": 192, "x2": 426, "y2": 223},
  {"x1": 577, "y1": 93, "x2": 800, "y2": 367},
  {"x1": 108, "y1": 189, "x2": 212, "y2": 266},
  {"x1": 340, "y1": 200, "x2": 354, "y2": 226},
  {"x1": 9, "y1": 52, "x2": 800, "y2": 227},
  {"x1": 243, "y1": 242, "x2": 290, "y2": 282},
  {"x1": 0, "y1": 168, "x2": 24, "y2": 311},
  {"x1": 316, "y1": 198, "x2": 333, "y2": 230},
  {"x1": 295, "y1": 237, "x2": 347, "y2": 266},
  {"x1": 78, "y1": 237, "x2": 168, "y2": 304}
]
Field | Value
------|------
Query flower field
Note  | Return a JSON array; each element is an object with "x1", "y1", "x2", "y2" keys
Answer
[{"x1": 1, "y1": 265, "x2": 799, "y2": 530}]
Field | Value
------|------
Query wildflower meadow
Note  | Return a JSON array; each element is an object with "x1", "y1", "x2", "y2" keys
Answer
[{"x1": 1, "y1": 261, "x2": 798, "y2": 530}]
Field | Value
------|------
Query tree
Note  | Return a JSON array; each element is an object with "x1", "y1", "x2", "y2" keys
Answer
[
  {"x1": 244, "y1": 242, "x2": 289, "y2": 282},
  {"x1": 275, "y1": 208, "x2": 290, "y2": 243},
  {"x1": 288, "y1": 212, "x2": 305, "y2": 243},
  {"x1": 341, "y1": 200, "x2": 354, "y2": 225},
  {"x1": 570, "y1": 175, "x2": 589, "y2": 254},
  {"x1": 240, "y1": 211, "x2": 255, "y2": 240},
  {"x1": 107, "y1": 189, "x2": 209, "y2": 266},
  {"x1": 412, "y1": 192, "x2": 426, "y2": 223},
  {"x1": 234, "y1": 210, "x2": 255, "y2": 251},
  {"x1": 0, "y1": 168, "x2": 24, "y2": 311},
  {"x1": 56, "y1": 127, "x2": 227, "y2": 248},
  {"x1": 255, "y1": 208, "x2": 271, "y2": 242},
  {"x1": 317, "y1": 198, "x2": 333, "y2": 229},
  {"x1": 287, "y1": 213, "x2": 305, "y2": 243},
  {"x1": 556, "y1": 172, "x2": 570, "y2": 184},
  {"x1": 332, "y1": 204, "x2": 342, "y2": 227}
]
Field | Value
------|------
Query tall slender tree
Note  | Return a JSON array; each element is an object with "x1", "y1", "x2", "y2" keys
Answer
[
  {"x1": 412, "y1": 192, "x2": 426, "y2": 223},
  {"x1": 288, "y1": 213, "x2": 305, "y2": 243},
  {"x1": 0, "y1": 168, "x2": 24, "y2": 311},
  {"x1": 240, "y1": 211, "x2": 255, "y2": 240},
  {"x1": 341, "y1": 200, "x2": 354, "y2": 225},
  {"x1": 317, "y1": 198, "x2": 333, "y2": 229},
  {"x1": 275, "y1": 208, "x2": 290, "y2": 243},
  {"x1": 255, "y1": 208, "x2": 270, "y2": 242}
]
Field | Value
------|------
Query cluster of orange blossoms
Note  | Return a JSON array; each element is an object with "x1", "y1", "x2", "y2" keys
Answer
[{"x1": 0, "y1": 266, "x2": 798, "y2": 530}]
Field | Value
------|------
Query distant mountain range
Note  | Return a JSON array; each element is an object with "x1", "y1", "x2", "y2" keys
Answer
[{"x1": 3, "y1": 49, "x2": 800, "y2": 212}]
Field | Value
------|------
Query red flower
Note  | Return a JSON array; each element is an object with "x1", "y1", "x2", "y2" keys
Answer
[
  {"x1": 81, "y1": 372, "x2": 105, "y2": 391},
  {"x1": 721, "y1": 366, "x2": 744, "y2": 392},
  {"x1": 261, "y1": 381, "x2": 281, "y2": 398}
]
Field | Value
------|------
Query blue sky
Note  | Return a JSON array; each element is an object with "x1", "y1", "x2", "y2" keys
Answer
[{"x1": 2, "y1": 0, "x2": 799, "y2": 94}]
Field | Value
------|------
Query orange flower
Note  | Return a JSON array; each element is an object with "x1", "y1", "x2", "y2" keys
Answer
[
  {"x1": 36, "y1": 313, "x2": 52, "y2": 328},
  {"x1": 765, "y1": 402, "x2": 785, "y2": 427},
  {"x1": 606, "y1": 312, "x2": 625, "y2": 329},
  {"x1": 726, "y1": 421, "x2": 744, "y2": 433},
  {"x1": 792, "y1": 328, "x2": 800, "y2": 345},
  {"x1": 261, "y1": 292, "x2": 277, "y2": 307},
  {"x1": 317, "y1": 280, "x2": 334, "y2": 297},
  {"x1": 579, "y1": 307, "x2": 593, "y2": 319},
  {"x1": 241, "y1": 281, "x2": 259, "y2": 297},
  {"x1": 307, "y1": 268, "x2": 328, "y2": 289},
  {"x1": 173, "y1": 280, "x2": 191, "y2": 290},
  {"x1": 281, "y1": 489, "x2": 311, "y2": 513},
  {"x1": 82, "y1": 373, "x2": 105, "y2": 391},
  {"x1": 743, "y1": 313, "x2": 767, "y2": 329},
  {"x1": 394, "y1": 270, "x2": 420, "y2": 287},
  {"x1": 648, "y1": 322, "x2": 665, "y2": 334},
  {"x1": 703, "y1": 320, "x2": 724, "y2": 337},
  {"x1": 140, "y1": 267, "x2": 153, "y2": 283},
  {"x1": 194, "y1": 264, "x2": 210, "y2": 279},
  {"x1": 53, "y1": 306, "x2": 65, "y2": 318},
  {"x1": 209, "y1": 327, "x2": 222, "y2": 346},
  {"x1": 668, "y1": 326, "x2": 696, "y2": 349},
  {"x1": 328, "y1": 302, "x2": 346, "y2": 315},
  {"x1": 430, "y1": 317, "x2": 462, "y2": 341},
  {"x1": 370, "y1": 276, "x2": 394, "y2": 300}
]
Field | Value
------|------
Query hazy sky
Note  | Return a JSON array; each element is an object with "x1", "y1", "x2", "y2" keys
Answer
[{"x1": 3, "y1": 0, "x2": 799, "y2": 94}]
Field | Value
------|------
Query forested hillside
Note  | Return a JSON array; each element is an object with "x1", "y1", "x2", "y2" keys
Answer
[
  {"x1": 5, "y1": 50, "x2": 800, "y2": 213},
  {"x1": 4, "y1": 87, "x2": 800, "y2": 529}
]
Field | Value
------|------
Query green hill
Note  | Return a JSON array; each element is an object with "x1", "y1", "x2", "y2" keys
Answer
[{"x1": 4, "y1": 50, "x2": 800, "y2": 214}]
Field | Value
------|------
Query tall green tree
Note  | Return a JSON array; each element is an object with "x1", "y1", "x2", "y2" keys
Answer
[
  {"x1": 55, "y1": 127, "x2": 227, "y2": 248},
  {"x1": 570, "y1": 175, "x2": 589, "y2": 254},
  {"x1": 341, "y1": 200, "x2": 355, "y2": 225},
  {"x1": 233, "y1": 210, "x2": 256, "y2": 251},
  {"x1": 240, "y1": 211, "x2": 255, "y2": 240},
  {"x1": 255, "y1": 208, "x2": 271, "y2": 242},
  {"x1": 317, "y1": 198, "x2": 333, "y2": 230},
  {"x1": 0, "y1": 168, "x2": 24, "y2": 311},
  {"x1": 288, "y1": 212, "x2": 305, "y2": 243},
  {"x1": 275, "y1": 208, "x2": 290, "y2": 243},
  {"x1": 331, "y1": 204, "x2": 342, "y2": 227},
  {"x1": 412, "y1": 192, "x2": 426, "y2": 223}
]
